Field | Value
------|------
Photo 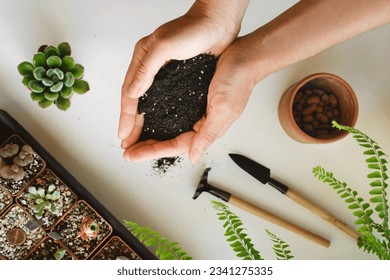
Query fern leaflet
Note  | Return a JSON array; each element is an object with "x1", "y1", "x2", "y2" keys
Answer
[
  {"x1": 124, "y1": 220, "x2": 192, "y2": 260},
  {"x1": 266, "y1": 230, "x2": 294, "y2": 260},
  {"x1": 212, "y1": 201, "x2": 262, "y2": 260},
  {"x1": 333, "y1": 121, "x2": 389, "y2": 235}
]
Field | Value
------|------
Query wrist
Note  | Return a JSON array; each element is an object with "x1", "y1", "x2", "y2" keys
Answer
[{"x1": 187, "y1": 0, "x2": 250, "y2": 37}]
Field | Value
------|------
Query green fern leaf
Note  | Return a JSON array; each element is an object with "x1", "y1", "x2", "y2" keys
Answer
[
  {"x1": 123, "y1": 220, "x2": 192, "y2": 260},
  {"x1": 212, "y1": 201, "x2": 262, "y2": 260},
  {"x1": 266, "y1": 230, "x2": 294, "y2": 260}
]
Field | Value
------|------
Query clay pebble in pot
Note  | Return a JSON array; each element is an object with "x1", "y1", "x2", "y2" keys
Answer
[
  {"x1": 0, "y1": 185, "x2": 12, "y2": 216},
  {"x1": 137, "y1": 53, "x2": 217, "y2": 172}
]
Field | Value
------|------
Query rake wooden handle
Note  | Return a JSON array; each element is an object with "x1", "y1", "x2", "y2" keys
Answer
[
  {"x1": 285, "y1": 189, "x2": 359, "y2": 240},
  {"x1": 229, "y1": 195, "x2": 330, "y2": 248}
]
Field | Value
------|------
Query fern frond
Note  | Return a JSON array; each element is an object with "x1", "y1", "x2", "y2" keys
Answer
[
  {"x1": 212, "y1": 201, "x2": 262, "y2": 260},
  {"x1": 333, "y1": 121, "x2": 389, "y2": 235},
  {"x1": 124, "y1": 220, "x2": 192, "y2": 260},
  {"x1": 266, "y1": 230, "x2": 294, "y2": 260}
]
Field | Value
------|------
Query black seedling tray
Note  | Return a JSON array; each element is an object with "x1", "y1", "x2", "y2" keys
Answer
[{"x1": 0, "y1": 109, "x2": 155, "y2": 260}]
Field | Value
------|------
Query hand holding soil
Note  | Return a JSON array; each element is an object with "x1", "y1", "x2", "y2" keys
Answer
[{"x1": 119, "y1": 1, "x2": 250, "y2": 162}]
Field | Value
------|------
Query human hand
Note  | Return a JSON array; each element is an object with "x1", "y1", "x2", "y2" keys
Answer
[
  {"x1": 122, "y1": 36, "x2": 263, "y2": 163},
  {"x1": 119, "y1": 0, "x2": 249, "y2": 160}
]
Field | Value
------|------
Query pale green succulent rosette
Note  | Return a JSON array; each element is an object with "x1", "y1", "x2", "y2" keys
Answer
[{"x1": 17, "y1": 42, "x2": 89, "y2": 111}]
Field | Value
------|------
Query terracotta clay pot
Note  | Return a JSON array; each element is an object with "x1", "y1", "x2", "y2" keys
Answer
[{"x1": 278, "y1": 73, "x2": 358, "y2": 143}]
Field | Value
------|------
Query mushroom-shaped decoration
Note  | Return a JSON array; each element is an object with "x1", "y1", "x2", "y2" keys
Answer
[
  {"x1": 0, "y1": 164, "x2": 25, "y2": 181},
  {"x1": 13, "y1": 145, "x2": 35, "y2": 167},
  {"x1": 0, "y1": 144, "x2": 19, "y2": 158}
]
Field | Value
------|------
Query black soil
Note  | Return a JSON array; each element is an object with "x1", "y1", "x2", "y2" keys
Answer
[
  {"x1": 137, "y1": 53, "x2": 217, "y2": 173},
  {"x1": 137, "y1": 53, "x2": 218, "y2": 141}
]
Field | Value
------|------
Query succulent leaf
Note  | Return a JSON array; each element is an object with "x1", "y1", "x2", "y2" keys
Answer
[
  {"x1": 53, "y1": 68, "x2": 64, "y2": 80},
  {"x1": 50, "y1": 190, "x2": 61, "y2": 201},
  {"x1": 71, "y1": 64, "x2": 84, "y2": 79},
  {"x1": 46, "y1": 56, "x2": 62, "y2": 68},
  {"x1": 62, "y1": 56, "x2": 75, "y2": 71},
  {"x1": 45, "y1": 91, "x2": 59, "y2": 101},
  {"x1": 50, "y1": 82, "x2": 63, "y2": 93},
  {"x1": 54, "y1": 248, "x2": 66, "y2": 260},
  {"x1": 48, "y1": 184, "x2": 56, "y2": 193},
  {"x1": 42, "y1": 78, "x2": 54, "y2": 87},
  {"x1": 73, "y1": 79, "x2": 89, "y2": 94},
  {"x1": 44, "y1": 46, "x2": 60, "y2": 57},
  {"x1": 46, "y1": 68, "x2": 55, "y2": 78},
  {"x1": 33, "y1": 52, "x2": 47, "y2": 67},
  {"x1": 64, "y1": 72, "x2": 75, "y2": 87},
  {"x1": 60, "y1": 86, "x2": 72, "y2": 99},
  {"x1": 38, "y1": 99, "x2": 53, "y2": 108},
  {"x1": 29, "y1": 80, "x2": 45, "y2": 93},
  {"x1": 18, "y1": 62, "x2": 35, "y2": 76},
  {"x1": 30, "y1": 92, "x2": 45, "y2": 102},
  {"x1": 56, "y1": 96, "x2": 71, "y2": 111},
  {"x1": 28, "y1": 187, "x2": 39, "y2": 196},
  {"x1": 58, "y1": 42, "x2": 71, "y2": 57},
  {"x1": 22, "y1": 74, "x2": 35, "y2": 87},
  {"x1": 33, "y1": 67, "x2": 46, "y2": 81}
]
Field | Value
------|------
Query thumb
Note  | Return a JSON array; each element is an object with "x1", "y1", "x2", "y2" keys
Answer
[{"x1": 189, "y1": 112, "x2": 228, "y2": 163}]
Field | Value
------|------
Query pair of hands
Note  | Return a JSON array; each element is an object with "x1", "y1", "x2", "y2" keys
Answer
[{"x1": 118, "y1": 3, "x2": 259, "y2": 163}]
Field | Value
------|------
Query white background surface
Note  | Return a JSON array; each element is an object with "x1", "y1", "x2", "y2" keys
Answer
[{"x1": 1, "y1": 0, "x2": 389, "y2": 260}]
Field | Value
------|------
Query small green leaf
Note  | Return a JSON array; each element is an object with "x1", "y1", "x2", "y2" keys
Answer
[
  {"x1": 44, "y1": 91, "x2": 59, "y2": 100},
  {"x1": 50, "y1": 82, "x2": 63, "y2": 93},
  {"x1": 38, "y1": 98, "x2": 53, "y2": 108},
  {"x1": 61, "y1": 56, "x2": 75, "y2": 71},
  {"x1": 33, "y1": 52, "x2": 47, "y2": 67},
  {"x1": 46, "y1": 69, "x2": 55, "y2": 78},
  {"x1": 35, "y1": 198, "x2": 44, "y2": 204},
  {"x1": 42, "y1": 78, "x2": 54, "y2": 87},
  {"x1": 31, "y1": 91, "x2": 45, "y2": 101},
  {"x1": 60, "y1": 86, "x2": 73, "y2": 99},
  {"x1": 33, "y1": 67, "x2": 46, "y2": 81},
  {"x1": 71, "y1": 64, "x2": 84, "y2": 79},
  {"x1": 48, "y1": 184, "x2": 56, "y2": 193},
  {"x1": 58, "y1": 42, "x2": 71, "y2": 57},
  {"x1": 50, "y1": 190, "x2": 61, "y2": 201},
  {"x1": 29, "y1": 80, "x2": 45, "y2": 93},
  {"x1": 47, "y1": 56, "x2": 62, "y2": 68},
  {"x1": 28, "y1": 187, "x2": 38, "y2": 196},
  {"x1": 72, "y1": 79, "x2": 89, "y2": 94},
  {"x1": 64, "y1": 72, "x2": 75, "y2": 87},
  {"x1": 50, "y1": 204, "x2": 57, "y2": 213},
  {"x1": 53, "y1": 68, "x2": 64, "y2": 80},
  {"x1": 54, "y1": 248, "x2": 66, "y2": 260},
  {"x1": 22, "y1": 74, "x2": 35, "y2": 87},
  {"x1": 56, "y1": 96, "x2": 71, "y2": 111},
  {"x1": 18, "y1": 61, "x2": 35, "y2": 76},
  {"x1": 44, "y1": 46, "x2": 60, "y2": 57},
  {"x1": 34, "y1": 202, "x2": 45, "y2": 213}
]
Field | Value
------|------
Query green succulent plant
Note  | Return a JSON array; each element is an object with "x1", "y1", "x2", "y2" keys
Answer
[
  {"x1": 28, "y1": 184, "x2": 61, "y2": 219},
  {"x1": 17, "y1": 42, "x2": 89, "y2": 111}
]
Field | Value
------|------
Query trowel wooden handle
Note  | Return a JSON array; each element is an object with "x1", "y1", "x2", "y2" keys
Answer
[
  {"x1": 285, "y1": 189, "x2": 359, "y2": 240},
  {"x1": 229, "y1": 195, "x2": 330, "y2": 248}
]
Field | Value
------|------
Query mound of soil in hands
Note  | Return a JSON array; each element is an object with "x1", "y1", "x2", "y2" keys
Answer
[
  {"x1": 137, "y1": 53, "x2": 218, "y2": 141},
  {"x1": 137, "y1": 54, "x2": 217, "y2": 172}
]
